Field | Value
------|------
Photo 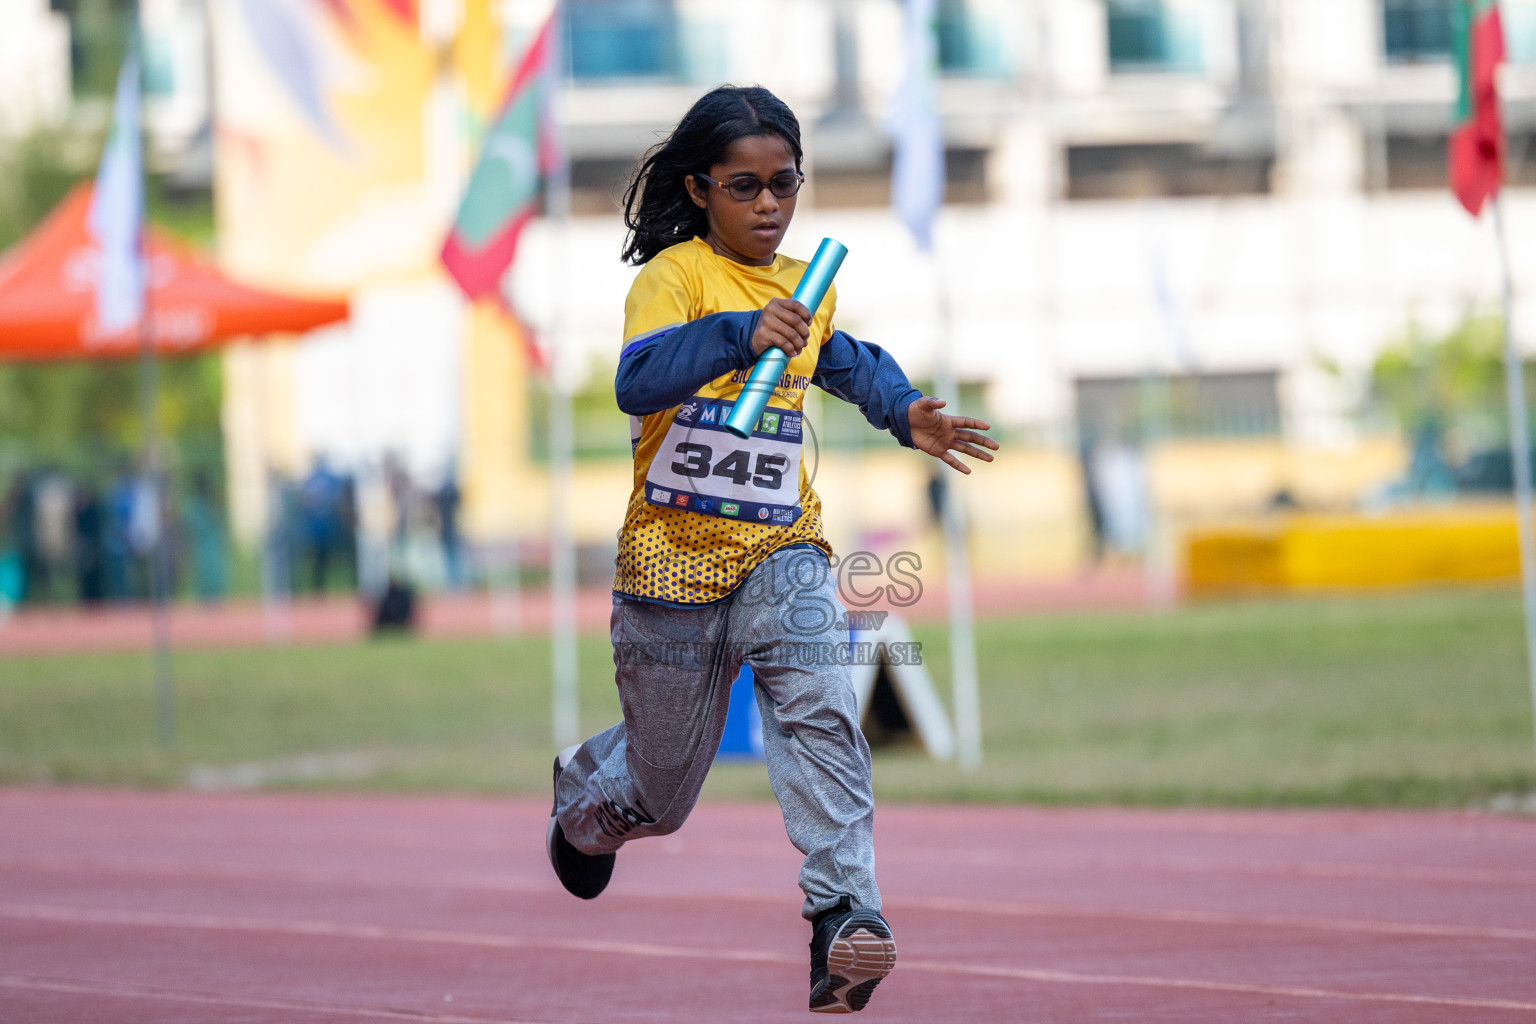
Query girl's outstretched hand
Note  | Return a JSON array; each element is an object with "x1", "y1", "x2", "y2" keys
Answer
[
  {"x1": 908, "y1": 397, "x2": 999, "y2": 475},
  {"x1": 750, "y1": 298, "x2": 812, "y2": 359}
]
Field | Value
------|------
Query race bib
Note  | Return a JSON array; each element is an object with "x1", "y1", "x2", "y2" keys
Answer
[{"x1": 644, "y1": 395, "x2": 803, "y2": 525}]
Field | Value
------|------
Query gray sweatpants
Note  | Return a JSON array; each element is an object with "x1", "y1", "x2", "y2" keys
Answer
[{"x1": 553, "y1": 545, "x2": 881, "y2": 920}]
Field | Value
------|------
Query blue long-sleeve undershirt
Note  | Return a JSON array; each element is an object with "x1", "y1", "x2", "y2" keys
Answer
[
  {"x1": 613, "y1": 311, "x2": 760, "y2": 416},
  {"x1": 613, "y1": 318, "x2": 923, "y2": 449},
  {"x1": 812, "y1": 330, "x2": 923, "y2": 449}
]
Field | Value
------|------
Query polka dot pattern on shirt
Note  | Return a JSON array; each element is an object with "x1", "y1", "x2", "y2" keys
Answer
[{"x1": 613, "y1": 484, "x2": 830, "y2": 604}]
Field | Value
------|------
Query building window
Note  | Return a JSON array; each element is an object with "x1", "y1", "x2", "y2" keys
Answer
[
  {"x1": 1503, "y1": 2, "x2": 1536, "y2": 63},
  {"x1": 1066, "y1": 144, "x2": 1272, "y2": 200},
  {"x1": 937, "y1": 0, "x2": 1009, "y2": 77},
  {"x1": 1106, "y1": 0, "x2": 1202, "y2": 72},
  {"x1": 805, "y1": 148, "x2": 990, "y2": 209},
  {"x1": 1381, "y1": 131, "x2": 1536, "y2": 189},
  {"x1": 564, "y1": 0, "x2": 680, "y2": 81},
  {"x1": 1076, "y1": 372, "x2": 1283, "y2": 442},
  {"x1": 1381, "y1": 0, "x2": 1454, "y2": 62}
]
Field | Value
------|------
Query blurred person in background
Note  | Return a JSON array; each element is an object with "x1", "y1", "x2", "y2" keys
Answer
[
  {"x1": 381, "y1": 452, "x2": 422, "y2": 602},
  {"x1": 336, "y1": 472, "x2": 360, "y2": 592},
  {"x1": 1077, "y1": 436, "x2": 1108, "y2": 567},
  {"x1": 105, "y1": 467, "x2": 137, "y2": 600},
  {"x1": 434, "y1": 466, "x2": 463, "y2": 590},
  {"x1": 1405, "y1": 417, "x2": 1457, "y2": 499},
  {"x1": 0, "y1": 471, "x2": 29, "y2": 607},
  {"x1": 14, "y1": 471, "x2": 43, "y2": 603},
  {"x1": 384, "y1": 452, "x2": 414, "y2": 548},
  {"x1": 264, "y1": 467, "x2": 298, "y2": 600},
  {"x1": 73, "y1": 483, "x2": 106, "y2": 606},
  {"x1": 1090, "y1": 432, "x2": 1149, "y2": 558},
  {"x1": 184, "y1": 470, "x2": 228, "y2": 602},
  {"x1": 33, "y1": 470, "x2": 75, "y2": 602},
  {"x1": 126, "y1": 474, "x2": 164, "y2": 599},
  {"x1": 926, "y1": 464, "x2": 945, "y2": 529},
  {"x1": 301, "y1": 456, "x2": 344, "y2": 593}
]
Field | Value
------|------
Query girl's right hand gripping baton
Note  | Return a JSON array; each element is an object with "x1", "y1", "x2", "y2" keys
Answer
[{"x1": 723, "y1": 238, "x2": 848, "y2": 439}]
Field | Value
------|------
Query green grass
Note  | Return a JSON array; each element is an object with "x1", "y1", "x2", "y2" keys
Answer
[{"x1": 2, "y1": 588, "x2": 1533, "y2": 807}]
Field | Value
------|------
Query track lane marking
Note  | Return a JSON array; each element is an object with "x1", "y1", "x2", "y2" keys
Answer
[
  {"x1": 4, "y1": 903, "x2": 1536, "y2": 1014},
  {"x1": 10, "y1": 837, "x2": 1536, "y2": 886},
  {"x1": 4, "y1": 858, "x2": 1535, "y2": 943},
  {"x1": 904, "y1": 896, "x2": 1536, "y2": 942},
  {"x1": 3, "y1": 790, "x2": 1533, "y2": 841},
  {"x1": 898, "y1": 960, "x2": 1536, "y2": 1014},
  {"x1": 0, "y1": 974, "x2": 557, "y2": 1024}
]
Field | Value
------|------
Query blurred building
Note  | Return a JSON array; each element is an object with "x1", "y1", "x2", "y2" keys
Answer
[
  {"x1": 0, "y1": 0, "x2": 71, "y2": 137},
  {"x1": 138, "y1": 0, "x2": 213, "y2": 185},
  {"x1": 2, "y1": 0, "x2": 210, "y2": 181},
  {"x1": 190, "y1": 0, "x2": 1536, "y2": 579},
  {"x1": 515, "y1": 0, "x2": 1536, "y2": 437}
]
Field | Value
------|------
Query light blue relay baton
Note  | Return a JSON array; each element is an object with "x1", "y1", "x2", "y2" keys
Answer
[{"x1": 723, "y1": 237, "x2": 848, "y2": 439}]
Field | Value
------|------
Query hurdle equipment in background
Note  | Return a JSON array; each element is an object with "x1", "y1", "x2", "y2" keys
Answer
[
  {"x1": 723, "y1": 238, "x2": 847, "y2": 439},
  {"x1": 714, "y1": 615, "x2": 955, "y2": 761},
  {"x1": 1185, "y1": 507, "x2": 1523, "y2": 594},
  {"x1": 716, "y1": 666, "x2": 765, "y2": 759}
]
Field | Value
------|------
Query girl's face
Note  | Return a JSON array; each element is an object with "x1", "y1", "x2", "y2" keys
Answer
[{"x1": 685, "y1": 134, "x2": 799, "y2": 267}]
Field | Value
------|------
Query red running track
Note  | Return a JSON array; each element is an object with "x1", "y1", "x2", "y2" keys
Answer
[
  {"x1": 0, "y1": 572, "x2": 1149, "y2": 655},
  {"x1": 2, "y1": 789, "x2": 1534, "y2": 1023}
]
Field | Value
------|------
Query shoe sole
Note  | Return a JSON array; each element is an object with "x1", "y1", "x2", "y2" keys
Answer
[
  {"x1": 547, "y1": 745, "x2": 615, "y2": 900},
  {"x1": 811, "y1": 912, "x2": 897, "y2": 1014}
]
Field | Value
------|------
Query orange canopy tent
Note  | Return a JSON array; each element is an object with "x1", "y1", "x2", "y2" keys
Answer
[{"x1": 0, "y1": 185, "x2": 348, "y2": 361}]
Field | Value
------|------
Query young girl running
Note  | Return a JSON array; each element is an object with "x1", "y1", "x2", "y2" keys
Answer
[{"x1": 546, "y1": 84, "x2": 998, "y2": 1015}]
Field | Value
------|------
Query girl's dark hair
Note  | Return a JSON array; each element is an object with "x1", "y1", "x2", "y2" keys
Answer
[{"x1": 621, "y1": 85, "x2": 802, "y2": 265}]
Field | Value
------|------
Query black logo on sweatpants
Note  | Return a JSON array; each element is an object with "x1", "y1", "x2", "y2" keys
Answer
[{"x1": 595, "y1": 797, "x2": 656, "y2": 839}]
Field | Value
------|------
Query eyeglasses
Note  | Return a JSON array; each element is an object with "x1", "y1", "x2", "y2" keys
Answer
[{"x1": 694, "y1": 170, "x2": 804, "y2": 202}]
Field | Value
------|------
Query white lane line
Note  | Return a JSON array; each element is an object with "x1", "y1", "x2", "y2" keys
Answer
[
  {"x1": 3, "y1": 903, "x2": 1535, "y2": 1014},
  {"x1": 12, "y1": 836, "x2": 1536, "y2": 888},
  {"x1": 899, "y1": 960, "x2": 1536, "y2": 1014},
  {"x1": 907, "y1": 896, "x2": 1536, "y2": 943},
  {"x1": 4, "y1": 856, "x2": 1535, "y2": 943},
  {"x1": 873, "y1": 851, "x2": 1536, "y2": 888},
  {"x1": 0, "y1": 973, "x2": 559, "y2": 1024}
]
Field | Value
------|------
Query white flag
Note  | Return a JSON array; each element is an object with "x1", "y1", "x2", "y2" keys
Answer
[
  {"x1": 890, "y1": 0, "x2": 943, "y2": 253},
  {"x1": 89, "y1": 55, "x2": 146, "y2": 335}
]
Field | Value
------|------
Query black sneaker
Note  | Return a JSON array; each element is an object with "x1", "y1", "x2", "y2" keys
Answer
[
  {"x1": 545, "y1": 744, "x2": 615, "y2": 900},
  {"x1": 808, "y1": 898, "x2": 897, "y2": 1014}
]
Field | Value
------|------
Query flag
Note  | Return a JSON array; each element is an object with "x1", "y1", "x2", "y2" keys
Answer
[
  {"x1": 88, "y1": 55, "x2": 146, "y2": 336},
  {"x1": 890, "y1": 0, "x2": 943, "y2": 252},
  {"x1": 1450, "y1": 0, "x2": 1506, "y2": 217},
  {"x1": 440, "y1": 13, "x2": 556, "y2": 299},
  {"x1": 236, "y1": 0, "x2": 352, "y2": 153},
  {"x1": 377, "y1": 0, "x2": 416, "y2": 26}
]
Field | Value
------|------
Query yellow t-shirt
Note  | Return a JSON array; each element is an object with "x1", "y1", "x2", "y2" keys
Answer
[{"x1": 613, "y1": 236, "x2": 835, "y2": 604}]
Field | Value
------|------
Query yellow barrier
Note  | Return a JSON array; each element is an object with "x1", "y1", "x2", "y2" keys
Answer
[{"x1": 1185, "y1": 506, "x2": 1521, "y2": 594}]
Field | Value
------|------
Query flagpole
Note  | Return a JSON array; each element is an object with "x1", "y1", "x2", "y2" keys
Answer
[
  {"x1": 122, "y1": 24, "x2": 176, "y2": 747},
  {"x1": 546, "y1": 2, "x2": 579, "y2": 750},
  {"x1": 933, "y1": 259, "x2": 982, "y2": 771},
  {"x1": 891, "y1": 0, "x2": 980, "y2": 769},
  {"x1": 1492, "y1": 195, "x2": 1536, "y2": 765},
  {"x1": 138, "y1": 220, "x2": 176, "y2": 749}
]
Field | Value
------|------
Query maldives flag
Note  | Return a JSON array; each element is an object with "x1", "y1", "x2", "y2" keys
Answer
[
  {"x1": 440, "y1": 14, "x2": 557, "y2": 299},
  {"x1": 1449, "y1": 0, "x2": 1506, "y2": 217}
]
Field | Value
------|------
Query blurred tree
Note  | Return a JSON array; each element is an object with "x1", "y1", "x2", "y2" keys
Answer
[
  {"x1": 1369, "y1": 314, "x2": 1518, "y2": 463},
  {"x1": 55, "y1": 0, "x2": 137, "y2": 99},
  {"x1": 0, "y1": 125, "x2": 221, "y2": 475},
  {"x1": 0, "y1": 354, "x2": 222, "y2": 465},
  {"x1": 0, "y1": 128, "x2": 88, "y2": 253}
]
